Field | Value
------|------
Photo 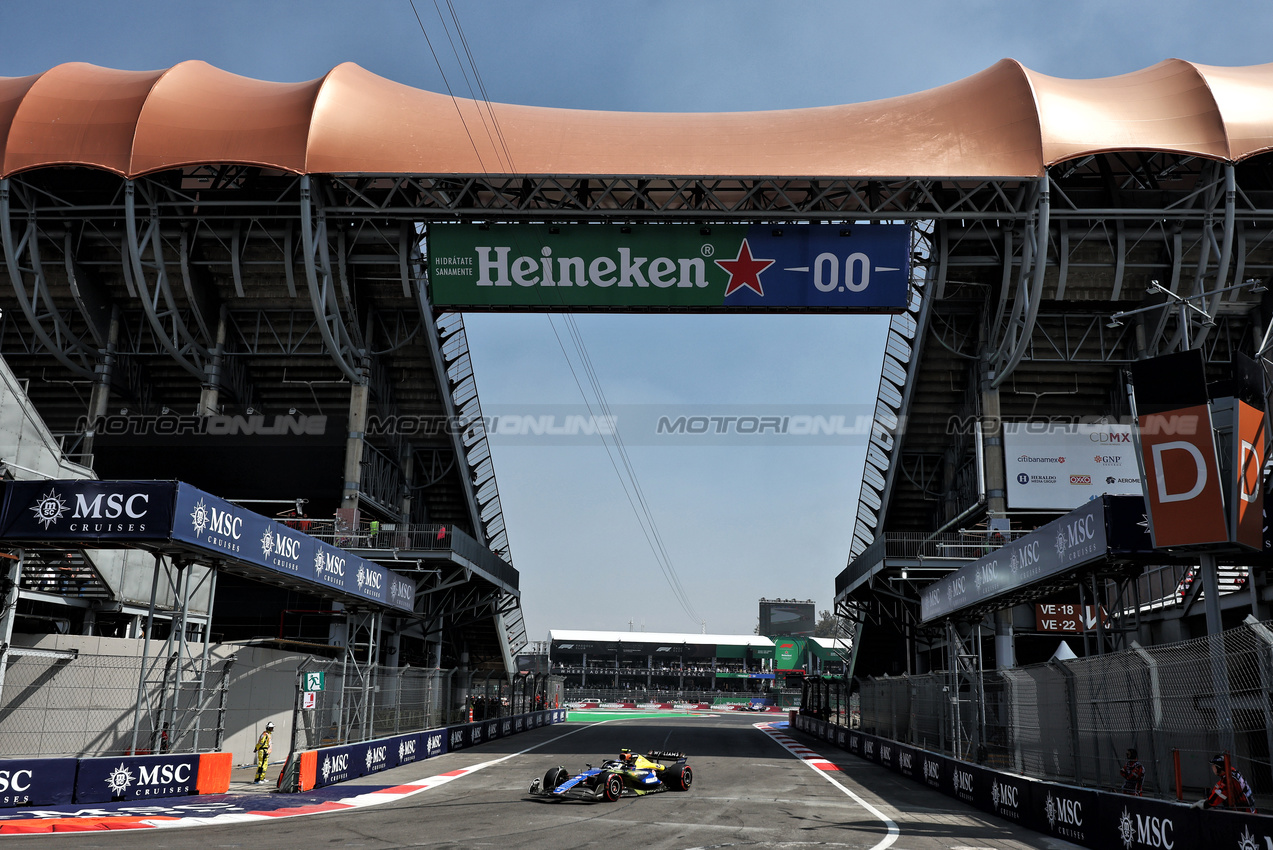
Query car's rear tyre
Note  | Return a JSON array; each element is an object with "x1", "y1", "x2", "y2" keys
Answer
[
  {"x1": 543, "y1": 767, "x2": 568, "y2": 791},
  {"x1": 602, "y1": 772, "x2": 624, "y2": 801},
  {"x1": 667, "y1": 764, "x2": 693, "y2": 791}
]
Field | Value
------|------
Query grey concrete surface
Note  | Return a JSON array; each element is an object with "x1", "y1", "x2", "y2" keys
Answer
[{"x1": 25, "y1": 714, "x2": 1084, "y2": 849}]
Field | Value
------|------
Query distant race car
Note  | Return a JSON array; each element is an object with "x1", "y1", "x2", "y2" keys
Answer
[{"x1": 528, "y1": 749, "x2": 693, "y2": 802}]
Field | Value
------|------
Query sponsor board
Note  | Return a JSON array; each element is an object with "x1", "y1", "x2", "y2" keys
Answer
[
  {"x1": 1098, "y1": 794, "x2": 1195, "y2": 850},
  {"x1": 0, "y1": 758, "x2": 76, "y2": 807},
  {"x1": 1004, "y1": 423, "x2": 1141, "y2": 509},
  {"x1": 1034, "y1": 783, "x2": 1097, "y2": 846},
  {"x1": 75, "y1": 754, "x2": 199, "y2": 803},
  {"x1": 428, "y1": 223, "x2": 910, "y2": 313},
  {"x1": 919, "y1": 752, "x2": 947, "y2": 792},
  {"x1": 0, "y1": 480, "x2": 174, "y2": 542},
  {"x1": 894, "y1": 745, "x2": 917, "y2": 780}
]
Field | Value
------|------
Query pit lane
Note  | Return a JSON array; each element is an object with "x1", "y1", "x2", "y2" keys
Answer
[{"x1": 17, "y1": 715, "x2": 1080, "y2": 849}]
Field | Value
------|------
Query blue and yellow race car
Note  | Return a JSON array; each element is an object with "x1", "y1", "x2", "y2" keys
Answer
[{"x1": 529, "y1": 749, "x2": 693, "y2": 801}]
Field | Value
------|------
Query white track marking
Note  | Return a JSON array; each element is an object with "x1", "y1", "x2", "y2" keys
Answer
[{"x1": 754, "y1": 722, "x2": 899, "y2": 850}]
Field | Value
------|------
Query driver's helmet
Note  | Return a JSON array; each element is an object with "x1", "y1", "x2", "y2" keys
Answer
[{"x1": 619, "y1": 748, "x2": 635, "y2": 764}]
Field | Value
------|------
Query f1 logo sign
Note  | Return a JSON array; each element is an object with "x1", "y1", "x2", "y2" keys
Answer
[{"x1": 1138, "y1": 404, "x2": 1227, "y2": 548}]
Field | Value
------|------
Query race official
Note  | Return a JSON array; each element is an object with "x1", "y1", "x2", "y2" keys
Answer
[
  {"x1": 1119, "y1": 747, "x2": 1144, "y2": 796},
  {"x1": 1193, "y1": 754, "x2": 1256, "y2": 813},
  {"x1": 254, "y1": 722, "x2": 275, "y2": 784}
]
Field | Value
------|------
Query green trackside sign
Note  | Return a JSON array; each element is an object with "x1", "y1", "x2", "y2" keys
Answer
[
  {"x1": 773, "y1": 638, "x2": 806, "y2": 670},
  {"x1": 427, "y1": 223, "x2": 910, "y2": 312}
]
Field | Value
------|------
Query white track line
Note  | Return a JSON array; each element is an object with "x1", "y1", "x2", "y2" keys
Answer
[{"x1": 754, "y1": 722, "x2": 899, "y2": 850}]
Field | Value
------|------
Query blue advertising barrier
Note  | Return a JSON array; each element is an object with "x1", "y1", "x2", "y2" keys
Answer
[
  {"x1": 306, "y1": 710, "x2": 562, "y2": 791},
  {"x1": 791, "y1": 720, "x2": 1226, "y2": 850},
  {"x1": 0, "y1": 758, "x2": 77, "y2": 808},
  {"x1": 74, "y1": 753, "x2": 199, "y2": 804}
]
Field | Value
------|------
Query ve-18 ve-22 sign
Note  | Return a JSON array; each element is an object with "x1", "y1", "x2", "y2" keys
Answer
[{"x1": 427, "y1": 223, "x2": 910, "y2": 312}]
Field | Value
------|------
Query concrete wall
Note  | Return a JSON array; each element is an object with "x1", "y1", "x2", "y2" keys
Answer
[{"x1": 4, "y1": 634, "x2": 308, "y2": 765}]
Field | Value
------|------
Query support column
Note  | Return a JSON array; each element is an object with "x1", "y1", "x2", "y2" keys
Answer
[
  {"x1": 1200, "y1": 552, "x2": 1236, "y2": 753},
  {"x1": 342, "y1": 377, "x2": 370, "y2": 510},
  {"x1": 980, "y1": 359, "x2": 1015, "y2": 668},
  {"x1": 0, "y1": 550, "x2": 23, "y2": 700},
  {"x1": 82, "y1": 308, "x2": 120, "y2": 459},
  {"x1": 198, "y1": 308, "x2": 229, "y2": 417}
]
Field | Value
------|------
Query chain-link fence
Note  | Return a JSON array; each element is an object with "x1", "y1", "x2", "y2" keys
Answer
[
  {"x1": 0, "y1": 650, "x2": 232, "y2": 758},
  {"x1": 290, "y1": 660, "x2": 564, "y2": 752},
  {"x1": 844, "y1": 615, "x2": 1273, "y2": 802}
]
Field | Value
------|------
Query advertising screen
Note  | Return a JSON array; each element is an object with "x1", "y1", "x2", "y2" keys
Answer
[
  {"x1": 1004, "y1": 423, "x2": 1141, "y2": 510},
  {"x1": 759, "y1": 600, "x2": 816, "y2": 636}
]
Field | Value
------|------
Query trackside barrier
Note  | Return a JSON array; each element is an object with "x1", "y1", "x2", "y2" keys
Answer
[
  {"x1": 789, "y1": 715, "x2": 1273, "y2": 848},
  {"x1": 0, "y1": 757, "x2": 77, "y2": 807},
  {"x1": 288, "y1": 709, "x2": 564, "y2": 792},
  {"x1": 72, "y1": 752, "x2": 232, "y2": 804}
]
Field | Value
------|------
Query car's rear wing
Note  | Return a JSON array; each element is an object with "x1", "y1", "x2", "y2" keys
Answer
[{"x1": 646, "y1": 750, "x2": 687, "y2": 763}]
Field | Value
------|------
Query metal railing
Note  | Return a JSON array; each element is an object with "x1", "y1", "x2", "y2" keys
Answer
[{"x1": 289, "y1": 663, "x2": 562, "y2": 753}]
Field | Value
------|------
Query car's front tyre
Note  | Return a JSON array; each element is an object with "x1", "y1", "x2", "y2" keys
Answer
[{"x1": 602, "y1": 772, "x2": 624, "y2": 801}]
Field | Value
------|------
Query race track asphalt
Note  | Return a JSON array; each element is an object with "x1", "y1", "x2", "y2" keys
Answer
[{"x1": 13, "y1": 715, "x2": 1083, "y2": 849}]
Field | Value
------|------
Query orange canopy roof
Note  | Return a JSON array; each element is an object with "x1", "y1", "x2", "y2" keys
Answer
[{"x1": 3, "y1": 58, "x2": 1273, "y2": 180}]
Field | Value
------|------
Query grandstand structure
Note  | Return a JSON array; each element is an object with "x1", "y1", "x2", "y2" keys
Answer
[{"x1": 4, "y1": 57, "x2": 1273, "y2": 700}]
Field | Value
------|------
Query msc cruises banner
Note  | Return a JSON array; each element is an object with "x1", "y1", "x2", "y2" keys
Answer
[
  {"x1": 428, "y1": 223, "x2": 910, "y2": 312},
  {"x1": 921, "y1": 496, "x2": 1120, "y2": 623},
  {"x1": 0, "y1": 480, "x2": 414, "y2": 613},
  {"x1": 171, "y1": 483, "x2": 414, "y2": 612}
]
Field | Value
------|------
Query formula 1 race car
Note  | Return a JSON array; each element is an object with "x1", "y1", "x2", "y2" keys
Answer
[{"x1": 528, "y1": 749, "x2": 693, "y2": 802}]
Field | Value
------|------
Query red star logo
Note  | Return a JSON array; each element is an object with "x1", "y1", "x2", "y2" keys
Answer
[{"x1": 715, "y1": 239, "x2": 775, "y2": 297}]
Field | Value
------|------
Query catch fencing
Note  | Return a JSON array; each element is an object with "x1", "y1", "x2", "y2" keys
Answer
[
  {"x1": 846, "y1": 615, "x2": 1273, "y2": 801},
  {"x1": 290, "y1": 659, "x2": 562, "y2": 752},
  {"x1": 0, "y1": 650, "x2": 232, "y2": 758}
]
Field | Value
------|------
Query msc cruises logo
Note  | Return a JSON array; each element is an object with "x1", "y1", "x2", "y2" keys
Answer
[
  {"x1": 261, "y1": 526, "x2": 276, "y2": 558},
  {"x1": 104, "y1": 764, "x2": 134, "y2": 795},
  {"x1": 356, "y1": 564, "x2": 367, "y2": 591},
  {"x1": 30, "y1": 488, "x2": 69, "y2": 529},
  {"x1": 190, "y1": 499, "x2": 211, "y2": 537}
]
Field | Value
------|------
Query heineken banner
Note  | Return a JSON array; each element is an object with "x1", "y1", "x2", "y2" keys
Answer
[{"x1": 428, "y1": 223, "x2": 910, "y2": 311}]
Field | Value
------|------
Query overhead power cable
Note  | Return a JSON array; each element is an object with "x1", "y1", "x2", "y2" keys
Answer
[{"x1": 408, "y1": 4, "x2": 704, "y2": 628}]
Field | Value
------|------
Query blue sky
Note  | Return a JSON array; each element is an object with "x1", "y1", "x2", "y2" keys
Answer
[{"x1": 4, "y1": 1, "x2": 1269, "y2": 638}]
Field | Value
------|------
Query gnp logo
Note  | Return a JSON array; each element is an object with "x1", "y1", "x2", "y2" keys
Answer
[
  {"x1": 1118, "y1": 807, "x2": 1174, "y2": 849},
  {"x1": 1070, "y1": 475, "x2": 1092, "y2": 485},
  {"x1": 1094, "y1": 455, "x2": 1124, "y2": 465},
  {"x1": 30, "y1": 487, "x2": 151, "y2": 532},
  {"x1": 425, "y1": 732, "x2": 444, "y2": 756}
]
